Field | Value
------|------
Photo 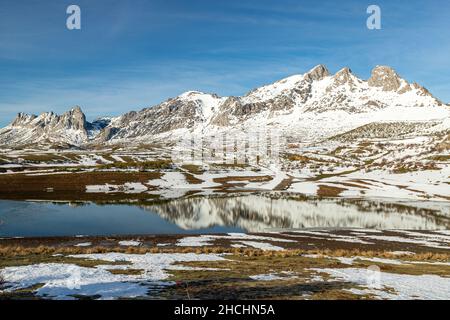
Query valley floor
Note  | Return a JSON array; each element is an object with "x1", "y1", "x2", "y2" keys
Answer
[
  {"x1": 0, "y1": 145, "x2": 449, "y2": 300},
  {"x1": 1, "y1": 135, "x2": 449, "y2": 202}
]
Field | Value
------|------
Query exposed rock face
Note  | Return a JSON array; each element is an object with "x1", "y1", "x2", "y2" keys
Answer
[
  {"x1": 105, "y1": 101, "x2": 197, "y2": 140},
  {"x1": 59, "y1": 106, "x2": 87, "y2": 131},
  {"x1": 1, "y1": 106, "x2": 90, "y2": 146},
  {"x1": 11, "y1": 113, "x2": 37, "y2": 127},
  {"x1": 304, "y1": 64, "x2": 330, "y2": 82},
  {"x1": 11, "y1": 107, "x2": 87, "y2": 131},
  {"x1": 413, "y1": 83, "x2": 431, "y2": 96},
  {"x1": 232, "y1": 101, "x2": 268, "y2": 118},
  {"x1": 333, "y1": 68, "x2": 355, "y2": 86},
  {"x1": 210, "y1": 97, "x2": 239, "y2": 127},
  {"x1": 368, "y1": 65, "x2": 402, "y2": 91}
]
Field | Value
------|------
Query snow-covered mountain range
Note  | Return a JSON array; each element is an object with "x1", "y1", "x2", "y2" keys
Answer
[{"x1": 1, "y1": 65, "x2": 449, "y2": 148}]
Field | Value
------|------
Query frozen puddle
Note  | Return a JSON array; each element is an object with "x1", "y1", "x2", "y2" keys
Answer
[
  {"x1": 0, "y1": 253, "x2": 225, "y2": 300},
  {"x1": 312, "y1": 268, "x2": 450, "y2": 300}
]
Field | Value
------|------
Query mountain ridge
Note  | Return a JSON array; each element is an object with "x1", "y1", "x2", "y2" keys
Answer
[{"x1": 1, "y1": 64, "x2": 449, "y2": 148}]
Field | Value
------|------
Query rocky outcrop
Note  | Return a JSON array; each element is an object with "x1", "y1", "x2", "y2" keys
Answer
[
  {"x1": 210, "y1": 97, "x2": 240, "y2": 127},
  {"x1": 11, "y1": 113, "x2": 38, "y2": 127},
  {"x1": 304, "y1": 64, "x2": 330, "y2": 82},
  {"x1": 368, "y1": 65, "x2": 402, "y2": 91},
  {"x1": 333, "y1": 68, "x2": 355, "y2": 86},
  {"x1": 1, "y1": 107, "x2": 90, "y2": 146}
]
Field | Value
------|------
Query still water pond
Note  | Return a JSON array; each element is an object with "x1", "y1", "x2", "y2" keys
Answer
[{"x1": 1, "y1": 194, "x2": 449, "y2": 237}]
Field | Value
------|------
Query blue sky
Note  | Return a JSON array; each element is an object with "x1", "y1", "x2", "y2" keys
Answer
[{"x1": 0, "y1": 0, "x2": 449, "y2": 126}]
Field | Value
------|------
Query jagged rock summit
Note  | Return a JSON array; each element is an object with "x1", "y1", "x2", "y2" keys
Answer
[{"x1": 368, "y1": 65, "x2": 403, "y2": 91}]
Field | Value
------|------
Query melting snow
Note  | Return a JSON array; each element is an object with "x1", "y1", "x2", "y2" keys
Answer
[
  {"x1": 313, "y1": 267, "x2": 450, "y2": 300},
  {"x1": 74, "y1": 242, "x2": 92, "y2": 247},
  {"x1": 0, "y1": 253, "x2": 225, "y2": 300},
  {"x1": 176, "y1": 232, "x2": 295, "y2": 248},
  {"x1": 249, "y1": 273, "x2": 297, "y2": 281},
  {"x1": 118, "y1": 240, "x2": 142, "y2": 247},
  {"x1": 238, "y1": 241, "x2": 284, "y2": 251}
]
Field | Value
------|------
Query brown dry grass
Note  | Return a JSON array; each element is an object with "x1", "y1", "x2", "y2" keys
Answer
[
  {"x1": 317, "y1": 185, "x2": 347, "y2": 197},
  {"x1": 210, "y1": 163, "x2": 247, "y2": 169},
  {"x1": 287, "y1": 154, "x2": 312, "y2": 162},
  {"x1": 181, "y1": 164, "x2": 205, "y2": 174},
  {"x1": 273, "y1": 176, "x2": 294, "y2": 191},
  {"x1": 212, "y1": 175, "x2": 272, "y2": 185},
  {"x1": 0, "y1": 171, "x2": 162, "y2": 193},
  {"x1": 107, "y1": 269, "x2": 144, "y2": 275},
  {"x1": 392, "y1": 162, "x2": 440, "y2": 174},
  {"x1": 1, "y1": 245, "x2": 448, "y2": 262},
  {"x1": 183, "y1": 172, "x2": 203, "y2": 184},
  {"x1": 100, "y1": 159, "x2": 173, "y2": 170},
  {"x1": 428, "y1": 155, "x2": 450, "y2": 161},
  {"x1": 307, "y1": 248, "x2": 449, "y2": 261}
]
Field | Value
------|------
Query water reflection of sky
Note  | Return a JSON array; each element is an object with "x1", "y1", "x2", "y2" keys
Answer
[{"x1": 0, "y1": 200, "x2": 243, "y2": 237}]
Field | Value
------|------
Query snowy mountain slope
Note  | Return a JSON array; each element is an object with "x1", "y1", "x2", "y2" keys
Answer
[{"x1": 0, "y1": 65, "x2": 449, "y2": 148}]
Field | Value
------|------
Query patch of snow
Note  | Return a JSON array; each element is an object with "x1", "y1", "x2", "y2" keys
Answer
[
  {"x1": 312, "y1": 267, "x2": 450, "y2": 300},
  {"x1": 176, "y1": 235, "x2": 213, "y2": 247},
  {"x1": 238, "y1": 241, "x2": 284, "y2": 251},
  {"x1": 249, "y1": 273, "x2": 297, "y2": 281},
  {"x1": 361, "y1": 234, "x2": 450, "y2": 250},
  {"x1": 0, "y1": 253, "x2": 226, "y2": 300},
  {"x1": 175, "y1": 233, "x2": 295, "y2": 248},
  {"x1": 118, "y1": 240, "x2": 142, "y2": 247},
  {"x1": 230, "y1": 244, "x2": 246, "y2": 248},
  {"x1": 74, "y1": 242, "x2": 92, "y2": 247},
  {"x1": 85, "y1": 182, "x2": 148, "y2": 194},
  {"x1": 291, "y1": 230, "x2": 373, "y2": 244},
  {"x1": 389, "y1": 251, "x2": 415, "y2": 256}
]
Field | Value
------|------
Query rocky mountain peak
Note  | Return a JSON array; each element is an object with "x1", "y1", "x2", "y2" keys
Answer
[
  {"x1": 69, "y1": 106, "x2": 83, "y2": 114},
  {"x1": 304, "y1": 64, "x2": 330, "y2": 82},
  {"x1": 60, "y1": 106, "x2": 87, "y2": 131},
  {"x1": 12, "y1": 106, "x2": 88, "y2": 133},
  {"x1": 11, "y1": 112, "x2": 37, "y2": 127},
  {"x1": 179, "y1": 91, "x2": 206, "y2": 99},
  {"x1": 368, "y1": 65, "x2": 402, "y2": 91},
  {"x1": 332, "y1": 67, "x2": 356, "y2": 85}
]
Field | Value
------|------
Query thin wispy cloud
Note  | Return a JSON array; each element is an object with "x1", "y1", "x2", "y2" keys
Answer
[{"x1": 0, "y1": 0, "x2": 449, "y2": 126}]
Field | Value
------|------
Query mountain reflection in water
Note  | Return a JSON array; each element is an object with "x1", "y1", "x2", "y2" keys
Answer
[
  {"x1": 145, "y1": 194, "x2": 450, "y2": 232},
  {"x1": 0, "y1": 194, "x2": 449, "y2": 237}
]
